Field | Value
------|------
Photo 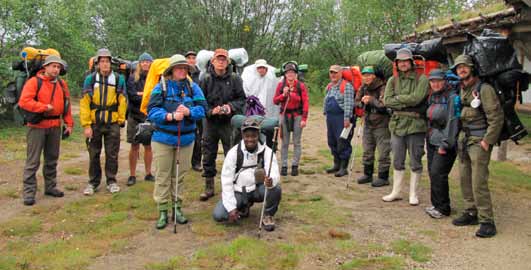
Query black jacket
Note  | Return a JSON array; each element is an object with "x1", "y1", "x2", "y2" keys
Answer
[
  {"x1": 199, "y1": 65, "x2": 245, "y2": 123},
  {"x1": 126, "y1": 72, "x2": 147, "y2": 121}
]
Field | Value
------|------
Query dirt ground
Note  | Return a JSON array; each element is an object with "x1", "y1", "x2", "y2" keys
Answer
[{"x1": 1, "y1": 107, "x2": 530, "y2": 270}]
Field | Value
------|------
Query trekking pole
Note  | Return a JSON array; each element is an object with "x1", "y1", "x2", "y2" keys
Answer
[
  {"x1": 347, "y1": 117, "x2": 364, "y2": 189},
  {"x1": 173, "y1": 121, "x2": 182, "y2": 234},
  {"x1": 258, "y1": 127, "x2": 279, "y2": 238},
  {"x1": 278, "y1": 86, "x2": 291, "y2": 144}
]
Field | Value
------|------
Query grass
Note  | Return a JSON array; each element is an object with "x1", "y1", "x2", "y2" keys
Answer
[
  {"x1": 0, "y1": 182, "x2": 155, "y2": 270},
  {"x1": 391, "y1": 239, "x2": 432, "y2": 263},
  {"x1": 146, "y1": 236, "x2": 299, "y2": 270},
  {"x1": 63, "y1": 166, "x2": 84, "y2": 175},
  {"x1": 341, "y1": 256, "x2": 405, "y2": 270},
  {"x1": 0, "y1": 187, "x2": 20, "y2": 199}
]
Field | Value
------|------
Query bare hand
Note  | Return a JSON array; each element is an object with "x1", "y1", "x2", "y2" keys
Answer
[
  {"x1": 137, "y1": 91, "x2": 143, "y2": 96},
  {"x1": 212, "y1": 106, "x2": 222, "y2": 115},
  {"x1": 176, "y1": 104, "x2": 190, "y2": 116},
  {"x1": 344, "y1": 120, "x2": 350, "y2": 128},
  {"x1": 228, "y1": 209, "x2": 240, "y2": 223},
  {"x1": 283, "y1": 86, "x2": 290, "y2": 96},
  {"x1": 222, "y1": 104, "x2": 231, "y2": 115},
  {"x1": 264, "y1": 177, "x2": 273, "y2": 188},
  {"x1": 361, "y1": 95, "x2": 372, "y2": 105},
  {"x1": 174, "y1": 112, "x2": 184, "y2": 121},
  {"x1": 438, "y1": 148, "x2": 447, "y2": 155},
  {"x1": 480, "y1": 140, "x2": 490, "y2": 151},
  {"x1": 300, "y1": 120, "x2": 307, "y2": 128},
  {"x1": 83, "y1": 127, "x2": 93, "y2": 139},
  {"x1": 64, "y1": 126, "x2": 73, "y2": 136},
  {"x1": 45, "y1": 104, "x2": 54, "y2": 112}
]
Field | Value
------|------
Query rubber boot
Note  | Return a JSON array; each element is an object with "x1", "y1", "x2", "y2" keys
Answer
[
  {"x1": 409, "y1": 171, "x2": 421, "y2": 206},
  {"x1": 334, "y1": 159, "x2": 349, "y2": 177},
  {"x1": 382, "y1": 170, "x2": 404, "y2": 202},
  {"x1": 199, "y1": 177, "x2": 215, "y2": 201},
  {"x1": 371, "y1": 170, "x2": 389, "y2": 187},
  {"x1": 357, "y1": 164, "x2": 374, "y2": 184},
  {"x1": 156, "y1": 202, "x2": 169, "y2": 230},
  {"x1": 326, "y1": 157, "x2": 340, "y2": 174},
  {"x1": 172, "y1": 200, "x2": 188, "y2": 224}
]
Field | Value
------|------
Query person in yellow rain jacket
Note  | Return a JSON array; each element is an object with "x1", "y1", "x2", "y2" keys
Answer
[{"x1": 80, "y1": 48, "x2": 127, "y2": 196}]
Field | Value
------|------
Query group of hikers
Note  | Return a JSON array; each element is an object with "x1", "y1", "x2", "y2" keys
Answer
[{"x1": 18, "y1": 46, "x2": 502, "y2": 237}]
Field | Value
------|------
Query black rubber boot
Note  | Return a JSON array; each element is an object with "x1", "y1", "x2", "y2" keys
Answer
[
  {"x1": 326, "y1": 158, "x2": 340, "y2": 174},
  {"x1": 371, "y1": 171, "x2": 390, "y2": 187},
  {"x1": 334, "y1": 160, "x2": 349, "y2": 177},
  {"x1": 357, "y1": 165, "x2": 373, "y2": 184}
]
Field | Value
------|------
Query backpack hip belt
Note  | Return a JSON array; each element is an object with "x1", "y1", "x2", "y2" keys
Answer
[{"x1": 393, "y1": 111, "x2": 421, "y2": 118}]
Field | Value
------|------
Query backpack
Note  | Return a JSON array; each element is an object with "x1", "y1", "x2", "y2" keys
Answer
[
  {"x1": 17, "y1": 77, "x2": 68, "y2": 125},
  {"x1": 326, "y1": 66, "x2": 363, "y2": 117},
  {"x1": 475, "y1": 80, "x2": 528, "y2": 144},
  {"x1": 234, "y1": 141, "x2": 265, "y2": 183}
]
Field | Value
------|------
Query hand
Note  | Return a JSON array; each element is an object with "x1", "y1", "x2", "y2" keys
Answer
[
  {"x1": 283, "y1": 86, "x2": 290, "y2": 96},
  {"x1": 176, "y1": 104, "x2": 190, "y2": 116},
  {"x1": 343, "y1": 120, "x2": 350, "y2": 128},
  {"x1": 212, "y1": 106, "x2": 222, "y2": 115},
  {"x1": 222, "y1": 104, "x2": 232, "y2": 115},
  {"x1": 361, "y1": 95, "x2": 372, "y2": 105},
  {"x1": 45, "y1": 104, "x2": 54, "y2": 112},
  {"x1": 264, "y1": 176, "x2": 273, "y2": 188},
  {"x1": 480, "y1": 140, "x2": 490, "y2": 151},
  {"x1": 300, "y1": 120, "x2": 307, "y2": 128},
  {"x1": 174, "y1": 112, "x2": 184, "y2": 121},
  {"x1": 228, "y1": 209, "x2": 240, "y2": 223},
  {"x1": 437, "y1": 147, "x2": 447, "y2": 155},
  {"x1": 137, "y1": 91, "x2": 143, "y2": 96},
  {"x1": 64, "y1": 126, "x2": 73, "y2": 136},
  {"x1": 83, "y1": 127, "x2": 93, "y2": 139}
]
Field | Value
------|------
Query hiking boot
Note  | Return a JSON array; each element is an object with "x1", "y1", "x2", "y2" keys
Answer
[
  {"x1": 171, "y1": 201, "x2": 188, "y2": 224},
  {"x1": 127, "y1": 176, "x2": 136, "y2": 186},
  {"x1": 334, "y1": 160, "x2": 349, "y2": 177},
  {"x1": 199, "y1": 177, "x2": 215, "y2": 201},
  {"x1": 476, "y1": 222, "x2": 497, "y2": 238},
  {"x1": 452, "y1": 212, "x2": 479, "y2": 226},
  {"x1": 357, "y1": 165, "x2": 374, "y2": 184},
  {"x1": 291, "y1": 166, "x2": 299, "y2": 176},
  {"x1": 239, "y1": 206, "x2": 251, "y2": 218},
  {"x1": 371, "y1": 171, "x2": 389, "y2": 187},
  {"x1": 107, "y1": 183, "x2": 120, "y2": 194},
  {"x1": 144, "y1": 174, "x2": 155, "y2": 182},
  {"x1": 281, "y1": 167, "x2": 288, "y2": 176},
  {"x1": 262, "y1": 215, "x2": 275, "y2": 232},
  {"x1": 192, "y1": 164, "x2": 202, "y2": 172},
  {"x1": 326, "y1": 158, "x2": 340, "y2": 174},
  {"x1": 23, "y1": 197, "x2": 35, "y2": 206},
  {"x1": 425, "y1": 206, "x2": 445, "y2": 219},
  {"x1": 44, "y1": 188, "x2": 64, "y2": 197},
  {"x1": 156, "y1": 203, "x2": 169, "y2": 230},
  {"x1": 83, "y1": 184, "x2": 96, "y2": 196}
]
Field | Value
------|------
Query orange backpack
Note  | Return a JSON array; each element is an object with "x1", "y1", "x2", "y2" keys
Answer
[{"x1": 327, "y1": 66, "x2": 364, "y2": 117}]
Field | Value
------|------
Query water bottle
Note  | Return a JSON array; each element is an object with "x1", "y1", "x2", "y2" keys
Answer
[{"x1": 453, "y1": 95, "x2": 461, "y2": 118}]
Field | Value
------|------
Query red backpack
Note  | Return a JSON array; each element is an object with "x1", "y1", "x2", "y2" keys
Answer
[{"x1": 327, "y1": 66, "x2": 364, "y2": 117}]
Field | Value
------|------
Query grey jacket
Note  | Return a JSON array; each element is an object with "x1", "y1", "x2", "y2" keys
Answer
[{"x1": 426, "y1": 87, "x2": 460, "y2": 150}]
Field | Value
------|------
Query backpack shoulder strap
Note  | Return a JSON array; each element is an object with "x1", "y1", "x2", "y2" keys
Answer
[
  {"x1": 339, "y1": 80, "x2": 347, "y2": 94},
  {"x1": 235, "y1": 141, "x2": 244, "y2": 174},
  {"x1": 35, "y1": 77, "x2": 43, "y2": 101}
]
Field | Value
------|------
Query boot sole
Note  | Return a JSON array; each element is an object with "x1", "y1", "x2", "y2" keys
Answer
[{"x1": 382, "y1": 198, "x2": 402, "y2": 202}]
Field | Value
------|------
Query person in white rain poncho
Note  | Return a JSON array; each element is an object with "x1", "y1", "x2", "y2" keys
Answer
[{"x1": 241, "y1": 59, "x2": 280, "y2": 118}]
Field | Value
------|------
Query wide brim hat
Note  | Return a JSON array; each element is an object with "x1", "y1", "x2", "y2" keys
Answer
[
  {"x1": 43, "y1": 55, "x2": 67, "y2": 68},
  {"x1": 164, "y1": 54, "x2": 195, "y2": 76}
]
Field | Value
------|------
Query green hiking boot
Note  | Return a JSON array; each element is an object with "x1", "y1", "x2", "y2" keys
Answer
[
  {"x1": 172, "y1": 201, "x2": 188, "y2": 224},
  {"x1": 156, "y1": 203, "x2": 169, "y2": 230}
]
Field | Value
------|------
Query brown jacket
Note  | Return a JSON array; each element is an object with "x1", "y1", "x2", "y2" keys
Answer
[{"x1": 355, "y1": 78, "x2": 389, "y2": 128}]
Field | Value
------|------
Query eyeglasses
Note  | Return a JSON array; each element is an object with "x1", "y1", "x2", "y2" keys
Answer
[{"x1": 329, "y1": 71, "x2": 338, "y2": 74}]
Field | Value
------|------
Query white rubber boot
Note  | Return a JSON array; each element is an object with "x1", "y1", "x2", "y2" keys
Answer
[
  {"x1": 409, "y1": 171, "x2": 421, "y2": 206},
  {"x1": 382, "y1": 170, "x2": 404, "y2": 202}
]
